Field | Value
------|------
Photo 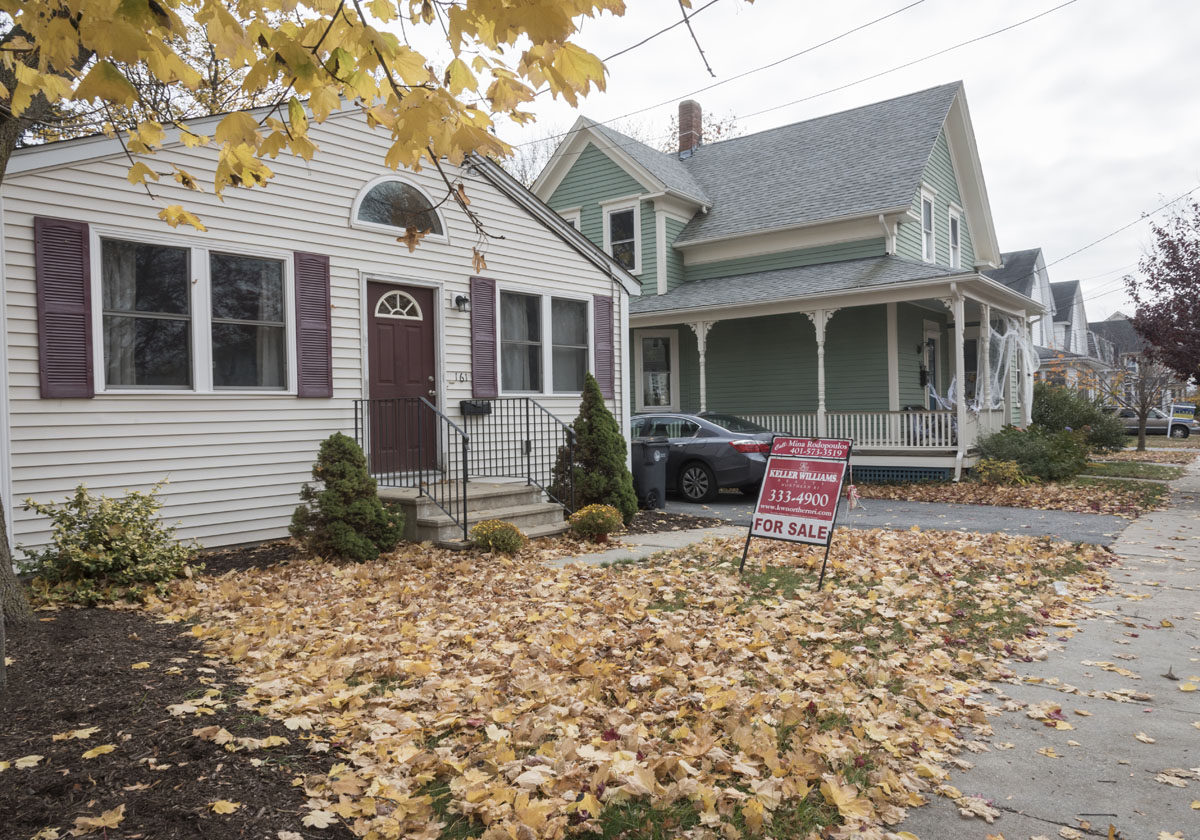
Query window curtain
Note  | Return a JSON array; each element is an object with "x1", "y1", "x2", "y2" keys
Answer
[{"x1": 102, "y1": 243, "x2": 137, "y2": 385}]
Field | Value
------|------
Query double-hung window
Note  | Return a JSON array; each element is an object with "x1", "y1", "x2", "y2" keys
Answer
[
  {"x1": 604, "y1": 201, "x2": 639, "y2": 273},
  {"x1": 948, "y1": 209, "x2": 962, "y2": 269},
  {"x1": 920, "y1": 191, "x2": 935, "y2": 262},
  {"x1": 98, "y1": 236, "x2": 290, "y2": 392},
  {"x1": 499, "y1": 290, "x2": 591, "y2": 394}
]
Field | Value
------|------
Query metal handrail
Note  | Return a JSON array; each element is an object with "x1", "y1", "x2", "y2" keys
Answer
[{"x1": 461, "y1": 397, "x2": 576, "y2": 512}]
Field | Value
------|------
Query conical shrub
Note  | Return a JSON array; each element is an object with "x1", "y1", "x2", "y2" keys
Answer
[
  {"x1": 551, "y1": 374, "x2": 638, "y2": 524},
  {"x1": 290, "y1": 432, "x2": 404, "y2": 562}
]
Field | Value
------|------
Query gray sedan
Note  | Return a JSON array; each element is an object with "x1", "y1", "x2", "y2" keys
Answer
[
  {"x1": 1114, "y1": 407, "x2": 1199, "y2": 438},
  {"x1": 630, "y1": 412, "x2": 775, "y2": 502}
]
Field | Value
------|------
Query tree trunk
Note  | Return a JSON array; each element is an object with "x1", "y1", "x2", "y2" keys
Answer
[
  {"x1": 1137, "y1": 418, "x2": 1148, "y2": 452},
  {"x1": 0, "y1": 497, "x2": 31, "y2": 695}
]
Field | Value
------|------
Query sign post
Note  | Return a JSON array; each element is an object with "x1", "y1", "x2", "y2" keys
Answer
[{"x1": 738, "y1": 437, "x2": 853, "y2": 589}]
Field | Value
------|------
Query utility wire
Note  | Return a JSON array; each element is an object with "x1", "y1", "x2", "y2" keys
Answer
[{"x1": 602, "y1": 0, "x2": 724, "y2": 63}]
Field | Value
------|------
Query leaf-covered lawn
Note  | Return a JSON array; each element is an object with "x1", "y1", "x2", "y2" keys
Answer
[
  {"x1": 1097, "y1": 448, "x2": 1198, "y2": 465},
  {"x1": 1082, "y1": 461, "x2": 1184, "y2": 480},
  {"x1": 856, "y1": 476, "x2": 1168, "y2": 516},
  {"x1": 150, "y1": 531, "x2": 1112, "y2": 840}
]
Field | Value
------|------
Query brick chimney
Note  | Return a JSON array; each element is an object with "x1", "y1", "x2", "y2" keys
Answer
[{"x1": 678, "y1": 100, "x2": 702, "y2": 156}]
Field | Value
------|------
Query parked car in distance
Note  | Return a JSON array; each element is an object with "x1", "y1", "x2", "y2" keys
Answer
[
  {"x1": 630, "y1": 412, "x2": 775, "y2": 502},
  {"x1": 1111, "y1": 407, "x2": 1199, "y2": 439}
]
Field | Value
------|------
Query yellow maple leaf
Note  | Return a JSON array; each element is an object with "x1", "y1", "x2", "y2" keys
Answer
[
  {"x1": 209, "y1": 800, "x2": 240, "y2": 814},
  {"x1": 53, "y1": 726, "x2": 100, "y2": 742},
  {"x1": 130, "y1": 661, "x2": 151, "y2": 670},
  {"x1": 72, "y1": 804, "x2": 125, "y2": 834},
  {"x1": 302, "y1": 809, "x2": 337, "y2": 828},
  {"x1": 82, "y1": 745, "x2": 116, "y2": 759},
  {"x1": 819, "y1": 777, "x2": 872, "y2": 820},
  {"x1": 14, "y1": 754, "x2": 43, "y2": 769},
  {"x1": 1179, "y1": 682, "x2": 1197, "y2": 692}
]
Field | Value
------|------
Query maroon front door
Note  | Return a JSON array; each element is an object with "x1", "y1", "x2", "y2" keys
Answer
[{"x1": 366, "y1": 282, "x2": 436, "y2": 474}]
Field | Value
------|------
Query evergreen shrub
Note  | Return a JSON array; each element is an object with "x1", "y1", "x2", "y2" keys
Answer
[
  {"x1": 977, "y1": 426, "x2": 1088, "y2": 481},
  {"x1": 550, "y1": 374, "x2": 638, "y2": 524},
  {"x1": 21, "y1": 482, "x2": 197, "y2": 604},
  {"x1": 290, "y1": 432, "x2": 404, "y2": 562},
  {"x1": 1032, "y1": 382, "x2": 1125, "y2": 453},
  {"x1": 470, "y1": 519, "x2": 526, "y2": 554},
  {"x1": 972, "y1": 458, "x2": 1030, "y2": 486},
  {"x1": 568, "y1": 504, "x2": 624, "y2": 542}
]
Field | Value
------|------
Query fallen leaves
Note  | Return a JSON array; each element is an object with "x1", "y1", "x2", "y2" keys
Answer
[
  {"x1": 51, "y1": 727, "x2": 100, "y2": 742},
  {"x1": 208, "y1": 799, "x2": 240, "y2": 814},
  {"x1": 1135, "y1": 732, "x2": 1157, "y2": 744},
  {"x1": 149, "y1": 529, "x2": 1113, "y2": 838},
  {"x1": 70, "y1": 804, "x2": 124, "y2": 836},
  {"x1": 857, "y1": 480, "x2": 1162, "y2": 517},
  {"x1": 80, "y1": 744, "x2": 116, "y2": 760}
]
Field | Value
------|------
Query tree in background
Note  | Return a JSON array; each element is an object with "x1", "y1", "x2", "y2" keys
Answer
[
  {"x1": 1095, "y1": 356, "x2": 1179, "y2": 451},
  {"x1": 551, "y1": 374, "x2": 638, "y2": 524},
  {"x1": 1128, "y1": 199, "x2": 1200, "y2": 387}
]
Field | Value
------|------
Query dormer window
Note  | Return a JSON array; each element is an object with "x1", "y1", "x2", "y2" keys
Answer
[
  {"x1": 920, "y1": 189, "x2": 935, "y2": 262},
  {"x1": 602, "y1": 199, "x2": 641, "y2": 274},
  {"x1": 351, "y1": 176, "x2": 446, "y2": 240},
  {"x1": 948, "y1": 208, "x2": 961, "y2": 269}
]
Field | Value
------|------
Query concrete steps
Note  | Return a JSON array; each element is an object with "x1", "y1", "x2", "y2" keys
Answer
[{"x1": 378, "y1": 482, "x2": 568, "y2": 547}]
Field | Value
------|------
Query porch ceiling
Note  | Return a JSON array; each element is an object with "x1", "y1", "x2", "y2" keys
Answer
[{"x1": 629, "y1": 255, "x2": 1040, "y2": 326}]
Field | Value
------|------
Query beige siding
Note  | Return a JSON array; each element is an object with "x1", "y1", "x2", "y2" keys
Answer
[{"x1": 2, "y1": 114, "x2": 628, "y2": 551}]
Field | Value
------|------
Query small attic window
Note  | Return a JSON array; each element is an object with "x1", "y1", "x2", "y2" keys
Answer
[{"x1": 352, "y1": 177, "x2": 445, "y2": 238}]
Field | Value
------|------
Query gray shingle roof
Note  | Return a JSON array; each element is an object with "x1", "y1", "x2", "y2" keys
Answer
[
  {"x1": 669, "y1": 82, "x2": 962, "y2": 245},
  {"x1": 983, "y1": 249, "x2": 1041, "y2": 298},
  {"x1": 1088, "y1": 316, "x2": 1145, "y2": 356},
  {"x1": 1050, "y1": 281, "x2": 1080, "y2": 324},
  {"x1": 584, "y1": 119, "x2": 710, "y2": 205},
  {"x1": 629, "y1": 256, "x2": 960, "y2": 315}
]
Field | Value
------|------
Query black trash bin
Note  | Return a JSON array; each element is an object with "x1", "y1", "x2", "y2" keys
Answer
[{"x1": 630, "y1": 436, "x2": 669, "y2": 510}]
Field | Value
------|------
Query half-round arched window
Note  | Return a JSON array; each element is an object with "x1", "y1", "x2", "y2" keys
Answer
[
  {"x1": 353, "y1": 177, "x2": 445, "y2": 237},
  {"x1": 375, "y1": 290, "x2": 423, "y2": 320}
]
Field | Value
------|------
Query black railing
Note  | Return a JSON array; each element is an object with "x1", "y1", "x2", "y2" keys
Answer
[
  {"x1": 353, "y1": 397, "x2": 470, "y2": 541},
  {"x1": 461, "y1": 398, "x2": 576, "y2": 511}
]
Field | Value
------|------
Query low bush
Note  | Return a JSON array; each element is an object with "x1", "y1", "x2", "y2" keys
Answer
[
  {"x1": 568, "y1": 504, "x2": 624, "y2": 542},
  {"x1": 470, "y1": 519, "x2": 526, "y2": 554},
  {"x1": 290, "y1": 432, "x2": 404, "y2": 562},
  {"x1": 21, "y1": 482, "x2": 197, "y2": 604},
  {"x1": 972, "y1": 458, "x2": 1031, "y2": 486},
  {"x1": 978, "y1": 425, "x2": 1089, "y2": 481},
  {"x1": 1032, "y1": 382, "x2": 1126, "y2": 453}
]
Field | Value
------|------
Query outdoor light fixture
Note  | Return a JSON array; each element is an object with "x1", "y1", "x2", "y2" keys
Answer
[{"x1": 454, "y1": 294, "x2": 470, "y2": 312}]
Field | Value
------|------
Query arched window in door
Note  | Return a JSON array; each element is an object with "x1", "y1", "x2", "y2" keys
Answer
[{"x1": 374, "y1": 290, "x2": 423, "y2": 320}]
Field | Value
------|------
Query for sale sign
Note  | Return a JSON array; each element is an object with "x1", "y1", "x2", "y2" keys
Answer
[{"x1": 740, "y1": 437, "x2": 853, "y2": 580}]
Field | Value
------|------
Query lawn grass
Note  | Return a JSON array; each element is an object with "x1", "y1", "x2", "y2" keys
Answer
[
  {"x1": 1070, "y1": 475, "x2": 1169, "y2": 509},
  {"x1": 1083, "y1": 461, "x2": 1183, "y2": 480}
]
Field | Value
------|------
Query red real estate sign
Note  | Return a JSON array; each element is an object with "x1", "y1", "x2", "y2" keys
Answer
[
  {"x1": 750, "y1": 456, "x2": 848, "y2": 546},
  {"x1": 769, "y1": 437, "x2": 852, "y2": 461}
]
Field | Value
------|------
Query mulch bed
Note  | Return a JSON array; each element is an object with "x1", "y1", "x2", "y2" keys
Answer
[
  {"x1": 0, "y1": 608, "x2": 354, "y2": 840},
  {"x1": 622, "y1": 508, "x2": 722, "y2": 535}
]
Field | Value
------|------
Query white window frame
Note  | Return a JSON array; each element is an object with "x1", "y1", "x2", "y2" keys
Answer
[
  {"x1": 920, "y1": 187, "x2": 936, "y2": 263},
  {"x1": 496, "y1": 282, "x2": 594, "y2": 397},
  {"x1": 558, "y1": 207, "x2": 582, "y2": 231},
  {"x1": 89, "y1": 226, "x2": 297, "y2": 395},
  {"x1": 349, "y1": 174, "x2": 450, "y2": 244},
  {"x1": 948, "y1": 205, "x2": 962, "y2": 269},
  {"x1": 634, "y1": 328, "x2": 680, "y2": 412},
  {"x1": 602, "y1": 197, "x2": 641, "y2": 275}
]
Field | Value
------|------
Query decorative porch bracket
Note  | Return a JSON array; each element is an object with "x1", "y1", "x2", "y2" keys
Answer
[
  {"x1": 802, "y1": 309, "x2": 838, "y2": 436},
  {"x1": 687, "y1": 320, "x2": 716, "y2": 413}
]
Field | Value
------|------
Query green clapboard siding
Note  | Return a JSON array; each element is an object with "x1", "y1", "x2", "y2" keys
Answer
[
  {"x1": 896, "y1": 303, "x2": 950, "y2": 408},
  {"x1": 639, "y1": 202, "x2": 657, "y2": 296},
  {"x1": 684, "y1": 238, "x2": 888, "y2": 282},
  {"x1": 825, "y1": 306, "x2": 890, "y2": 411},
  {"x1": 896, "y1": 127, "x2": 976, "y2": 269},
  {"x1": 546, "y1": 141, "x2": 641, "y2": 245},
  {"x1": 703, "y1": 315, "x2": 817, "y2": 413},
  {"x1": 665, "y1": 218, "x2": 687, "y2": 292}
]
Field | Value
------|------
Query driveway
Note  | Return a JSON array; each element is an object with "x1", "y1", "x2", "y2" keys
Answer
[{"x1": 664, "y1": 493, "x2": 1126, "y2": 545}]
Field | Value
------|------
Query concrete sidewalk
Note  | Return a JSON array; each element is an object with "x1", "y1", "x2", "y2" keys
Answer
[{"x1": 896, "y1": 459, "x2": 1200, "y2": 839}]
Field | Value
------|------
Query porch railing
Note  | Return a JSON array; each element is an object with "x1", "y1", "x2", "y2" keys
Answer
[
  {"x1": 353, "y1": 397, "x2": 471, "y2": 541},
  {"x1": 738, "y1": 412, "x2": 818, "y2": 438},
  {"x1": 461, "y1": 398, "x2": 576, "y2": 511},
  {"x1": 739, "y1": 408, "x2": 1007, "y2": 450}
]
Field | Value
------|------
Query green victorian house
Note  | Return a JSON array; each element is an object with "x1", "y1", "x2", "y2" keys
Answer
[{"x1": 532, "y1": 82, "x2": 1043, "y2": 480}]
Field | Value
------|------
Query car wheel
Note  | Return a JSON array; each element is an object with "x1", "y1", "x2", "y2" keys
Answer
[
  {"x1": 679, "y1": 462, "x2": 717, "y2": 503},
  {"x1": 1170, "y1": 425, "x2": 1190, "y2": 439}
]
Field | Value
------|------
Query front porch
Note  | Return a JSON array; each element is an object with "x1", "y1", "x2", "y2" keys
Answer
[{"x1": 630, "y1": 264, "x2": 1041, "y2": 479}]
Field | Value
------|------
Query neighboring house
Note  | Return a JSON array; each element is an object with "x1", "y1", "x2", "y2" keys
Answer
[
  {"x1": 983, "y1": 248, "x2": 1056, "y2": 349},
  {"x1": 534, "y1": 83, "x2": 1045, "y2": 480},
  {"x1": 1089, "y1": 313, "x2": 1188, "y2": 410},
  {"x1": 1, "y1": 109, "x2": 639, "y2": 551}
]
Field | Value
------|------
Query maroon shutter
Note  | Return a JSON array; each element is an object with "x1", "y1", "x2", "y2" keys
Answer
[
  {"x1": 593, "y1": 294, "x2": 614, "y2": 399},
  {"x1": 470, "y1": 276, "x2": 497, "y2": 398},
  {"x1": 294, "y1": 252, "x2": 332, "y2": 398},
  {"x1": 35, "y1": 217, "x2": 93, "y2": 399}
]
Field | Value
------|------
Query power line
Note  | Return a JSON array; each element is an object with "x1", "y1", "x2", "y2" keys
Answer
[
  {"x1": 514, "y1": 0, "x2": 927, "y2": 148},
  {"x1": 602, "y1": 0, "x2": 725, "y2": 63}
]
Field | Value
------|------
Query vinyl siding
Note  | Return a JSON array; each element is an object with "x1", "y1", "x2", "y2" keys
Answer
[
  {"x1": 3, "y1": 115, "x2": 628, "y2": 551},
  {"x1": 896, "y1": 128, "x2": 975, "y2": 269},
  {"x1": 684, "y1": 238, "x2": 888, "y2": 282}
]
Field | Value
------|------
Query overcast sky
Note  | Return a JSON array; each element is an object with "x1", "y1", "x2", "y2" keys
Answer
[{"x1": 493, "y1": 0, "x2": 1200, "y2": 321}]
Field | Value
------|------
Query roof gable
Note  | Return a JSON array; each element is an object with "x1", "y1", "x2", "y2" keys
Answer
[
  {"x1": 984, "y1": 249, "x2": 1043, "y2": 298},
  {"x1": 1050, "y1": 280, "x2": 1082, "y2": 324}
]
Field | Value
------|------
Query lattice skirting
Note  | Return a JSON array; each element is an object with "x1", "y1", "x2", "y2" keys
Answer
[{"x1": 851, "y1": 466, "x2": 952, "y2": 484}]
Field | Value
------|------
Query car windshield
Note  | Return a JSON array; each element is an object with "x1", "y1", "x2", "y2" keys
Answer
[
  {"x1": 700, "y1": 413, "x2": 769, "y2": 433},
  {"x1": 1151, "y1": 409, "x2": 1167, "y2": 419}
]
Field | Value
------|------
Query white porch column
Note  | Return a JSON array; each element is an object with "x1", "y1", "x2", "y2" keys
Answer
[
  {"x1": 688, "y1": 321, "x2": 715, "y2": 413},
  {"x1": 979, "y1": 303, "x2": 991, "y2": 411},
  {"x1": 805, "y1": 309, "x2": 835, "y2": 437},
  {"x1": 1023, "y1": 316, "x2": 1035, "y2": 426},
  {"x1": 953, "y1": 294, "x2": 967, "y2": 480},
  {"x1": 886, "y1": 303, "x2": 900, "y2": 411}
]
